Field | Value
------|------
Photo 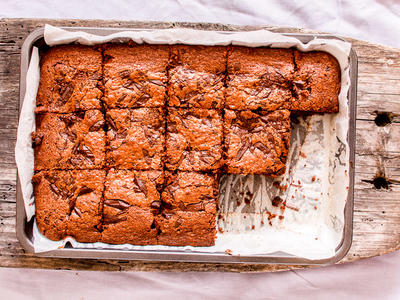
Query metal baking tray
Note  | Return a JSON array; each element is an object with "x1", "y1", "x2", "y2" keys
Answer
[{"x1": 16, "y1": 26, "x2": 357, "y2": 265}]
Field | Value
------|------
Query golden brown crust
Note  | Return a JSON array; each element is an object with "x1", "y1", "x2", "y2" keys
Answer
[
  {"x1": 168, "y1": 45, "x2": 226, "y2": 109},
  {"x1": 226, "y1": 46, "x2": 294, "y2": 111},
  {"x1": 104, "y1": 169, "x2": 163, "y2": 209},
  {"x1": 33, "y1": 110, "x2": 105, "y2": 170},
  {"x1": 162, "y1": 172, "x2": 218, "y2": 213},
  {"x1": 156, "y1": 211, "x2": 216, "y2": 246},
  {"x1": 224, "y1": 109, "x2": 291, "y2": 176},
  {"x1": 103, "y1": 44, "x2": 169, "y2": 109},
  {"x1": 106, "y1": 108, "x2": 165, "y2": 170},
  {"x1": 291, "y1": 50, "x2": 340, "y2": 112},
  {"x1": 33, "y1": 170, "x2": 105, "y2": 242},
  {"x1": 36, "y1": 45, "x2": 103, "y2": 113},
  {"x1": 165, "y1": 108, "x2": 223, "y2": 171},
  {"x1": 101, "y1": 206, "x2": 158, "y2": 245}
]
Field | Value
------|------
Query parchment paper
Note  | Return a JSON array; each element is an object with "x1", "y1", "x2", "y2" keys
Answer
[{"x1": 15, "y1": 25, "x2": 351, "y2": 259}]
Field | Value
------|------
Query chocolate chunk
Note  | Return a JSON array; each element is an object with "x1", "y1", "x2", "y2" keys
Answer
[
  {"x1": 77, "y1": 144, "x2": 95, "y2": 160},
  {"x1": 32, "y1": 133, "x2": 43, "y2": 147},
  {"x1": 253, "y1": 141, "x2": 268, "y2": 152},
  {"x1": 272, "y1": 196, "x2": 283, "y2": 207},
  {"x1": 187, "y1": 202, "x2": 204, "y2": 211},
  {"x1": 104, "y1": 199, "x2": 131, "y2": 210},
  {"x1": 236, "y1": 137, "x2": 251, "y2": 160},
  {"x1": 60, "y1": 130, "x2": 76, "y2": 143},
  {"x1": 106, "y1": 115, "x2": 117, "y2": 131},
  {"x1": 72, "y1": 206, "x2": 82, "y2": 218},
  {"x1": 251, "y1": 126, "x2": 264, "y2": 133},
  {"x1": 119, "y1": 70, "x2": 131, "y2": 79},
  {"x1": 135, "y1": 93, "x2": 150, "y2": 106},
  {"x1": 89, "y1": 119, "x2": 105, "y2": 131},
  {"x1": 103, "y1": 214, "x2": 127, "y2": 225},
  {"x1": 77, "y1": 186, "x2": 93, "y2": 197},
  {"x1": 116, "y1": 93, "x2": 127, "y2": 105},
  {"x1": 148, "y1": 79, "x2": 165, "y2": 87},
  {"x1": 49, "y1": 183, "x2": 61, "y2": 196},
  {"x1": 150, "y1": 201, "x2": 161, "y2": 209},
  {"x1": 59, "y1": 84, "x2": 74, "y2": 102},
  {"x1": 133, "y1": 176, "x2": 147, "y2": 196}
]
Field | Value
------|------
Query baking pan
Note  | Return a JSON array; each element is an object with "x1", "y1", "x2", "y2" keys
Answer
[{"x1": 16, "y1": 26, "x2": 357, "y2": 265}]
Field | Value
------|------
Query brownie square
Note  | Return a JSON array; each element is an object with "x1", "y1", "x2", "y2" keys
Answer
[
  {"x1": 162, "y1": 171, "x2": 218, "y2": 213},
  {"x1": 33, "y1": 170, "x2": 105, "y2": 242},
  {"x1": 101, "y1": 169, "x2": 163, "y2": 245},
  {"x1": 32, "y1": 110, "x2": 105, "y2": 170},
  {"x1": 156, "y1": 211, "x2": 216, "y2": 246},
  {"x1": 226, "y1": 46, "x2": 294, "y2": 111},
  {"x1": 36, "y1": 45, "x2": 103, "y2": 113},
  {"x1": 165, "y1": 108, "x2": 223, "y2": 171},
  {"x1": 103, "y1": 44, "x2": 169, "y2": 109},
  {"x1": 168, "y1": 45, "x2": 226, "y2": 109},
  {"x1": 104, "y1": 169, "x2": 163, "y2": 209},
  {"x1": 224, "y1": 109, "x2": 291, "y2": 176},
  {"x1": 106, "y1": 108, "x2": 164, "y2": 170},
  {"x1": 291, "y1": 50, "x2": 340, "y2": 112}
]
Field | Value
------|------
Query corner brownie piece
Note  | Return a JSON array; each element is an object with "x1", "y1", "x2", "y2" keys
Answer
[
  {"x1": 165, "y1": 108, "x2": 223, "y2": 171},
  {"x1": 103, "y1": 44, "x2": 169, "y2": 109},
  {"x1": 224, "y1": 109, "x2": 291, "y2": 176},
  {"x1": 36, "y1": 45, "x2": 102, "y2": 113},
  {"x1": 33, "y1": 170, "x2": 105, "y2": 242},
  {"x1": 156, "y1": 211, "x2": 216, "y2": 247},
  {"x1": 162, "y1": 172, "x2": 218, "y2": 213},
  {"x1": 101, "y1": 169, "x2": 162, "y2": 245},
  {"x1": 226, "y1": 46, "x2": 294, "y2": 111},
  {"x1": 32, "y1": 110, "x2": 105, "y2": 170},
  {"x1": 106, "y1": 108, "x2": 164, "y2": 170},
  {"x1": 168, "y1": 45, "x2": 226, "y2": 109},
  {"x1": 291, "y1": 51, "x2": 340, "y2": 112}
]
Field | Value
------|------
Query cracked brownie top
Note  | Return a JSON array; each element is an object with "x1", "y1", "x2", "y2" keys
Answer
[
  {"x1": 103, "y1": 44, "x2": 169, "y2": 109},
  {"x1": 33, "y1": 110, "x2": 105, "y2": 170},
  {"x1": 33, "y1": 169, "x2": 105, "y2": 242},
  {"x1": 106, "y1": 108, "x2": 165, "y2": 170},
  {"x1": 226, "y1": 46, "x2": 294, "y2": 111},
  {"x1": 36, "y1": 45, "x2": 103, "y2": 113},
  {"x1": 224, "y1": 109, "x2": 291, "y2": 176},
  {"x1": 165, "y1": 108, "x2": 223, "y2": 172},
  {"x1": 168, "y1": 45, "x2": 226, "y2": 109}
]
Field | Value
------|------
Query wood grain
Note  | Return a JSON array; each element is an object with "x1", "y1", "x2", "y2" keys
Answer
[{"x1": 0, "y1": 18, "x2": 399, "y2": 272}]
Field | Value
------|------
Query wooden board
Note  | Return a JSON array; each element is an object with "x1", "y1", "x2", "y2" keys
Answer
[{"x1": 0, "y1": 18, "x2": 399, "y2": 272}]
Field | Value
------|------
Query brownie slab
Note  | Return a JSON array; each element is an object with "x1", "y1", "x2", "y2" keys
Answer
[
  {"x1": 36, "y1": 45, "x2": 103, "y2": 113},
  {"x1": 291, "y1": 50, "x2": 340, "y2": 112},
  {"x1": 168, "y1": 45, "x2": 226, "y2": 109},
  {"x1": 33, "y1": 110, "x2": 105, "y2": 170},
  {"x1": 162, "y1": 172, "x2": 218, "y2": 213},
  {"x1": 33, "y1": 170, "x2": 105, "y2": 242},
  {"x1": 224, "y1": 109, "x2": 291, "y2": 176},
  {"x1": 101, "y1": 169, "x2": 162, "y2": 245},
  {"x1": 103, "y1": 44, "x2": 169, "y2": 109},
  {"x1": 226, "y1": 46, "x2": 294, "y2": 111},
  {"x1": 156, "y1": 211, "x2": 216, "y2": 247},
  {"x1": 165, "y1": 108, "x2": 223, "y2": 171},
  {"x1": 106, "y1": 108, "x2": 165, "y2": 170}
]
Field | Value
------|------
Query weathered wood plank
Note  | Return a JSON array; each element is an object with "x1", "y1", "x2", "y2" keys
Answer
[{"x1": 0, "y1": 18, "x2": 399, "y2": 272}]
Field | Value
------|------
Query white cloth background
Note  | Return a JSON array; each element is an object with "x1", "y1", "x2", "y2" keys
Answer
[{"x1": 1, "y1": 0, "x2": 400, "y2": 299}]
